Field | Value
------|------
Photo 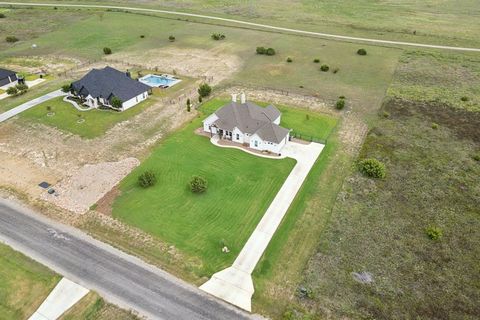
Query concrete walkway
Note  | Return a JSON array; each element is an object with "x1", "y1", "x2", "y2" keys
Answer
[
  {"x1": 28, "y1": 278, "x2": 89, "y2": 320},
  {"x1": 0, "y1": 89, "x2": 65, "y2": 123},
  {"x1": 200, "y1": 141, "x2": 324, "y2": 311}
]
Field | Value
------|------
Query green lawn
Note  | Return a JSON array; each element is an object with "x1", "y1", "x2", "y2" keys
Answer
[
  {"x1": 112, "y1": 118, "x2": 296, "y2": 275},
  {"x1": 0, "y1": 243, "x2": 60, "y2": 319},
  {"x1": 20, "y1": 96, "x2": 157, "y2": 138},
  {"x1": 199, "y1": 98, "x2": 338, "y2": 142}
]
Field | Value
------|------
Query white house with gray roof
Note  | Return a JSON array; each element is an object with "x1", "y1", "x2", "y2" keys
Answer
[
  {"x1": 71, "y1": 66, "x2": 150, "y2": 111},
  {"x1": 203, "y1": 93, "x2": 290, "y2": 154}
]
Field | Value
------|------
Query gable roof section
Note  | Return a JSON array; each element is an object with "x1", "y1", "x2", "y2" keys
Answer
[
  {"x1": 211, "y1": 100, "x2": 289, "y2": 143},
  {"x1": 0, "y1": 68, "x2": 16, "y2": 80},
  {"x1": 72, "y1": 66, "x2": 149, "y2": 102}
]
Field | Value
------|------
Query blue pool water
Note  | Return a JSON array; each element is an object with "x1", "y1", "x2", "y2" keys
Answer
[{"x1": 139, "y1": 74, "x2": 180, "y2": 88}]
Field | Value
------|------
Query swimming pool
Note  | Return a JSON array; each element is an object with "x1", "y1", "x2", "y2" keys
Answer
[{"x1": 139, "y1": 74, "x2": 181, "y2": 88}]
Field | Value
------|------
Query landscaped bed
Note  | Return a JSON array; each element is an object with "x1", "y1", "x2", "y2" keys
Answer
[
  {"x1": 19, "y1": 96, "x2": 156, "y2": 138},
  {"x1": 111, "y1": 99, "x2": 338, "y2": 276}
]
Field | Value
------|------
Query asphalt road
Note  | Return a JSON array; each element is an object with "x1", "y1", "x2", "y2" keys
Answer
[
  {"x1": 0, "y1": 200, "x2": 256, "y2": 320},
  {"x1": 1, "y1": 2, "x2": 480, "y2": 52}
]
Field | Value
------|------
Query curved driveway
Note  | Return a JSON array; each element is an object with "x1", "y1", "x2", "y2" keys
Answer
[{"x1": 1, "y1": 2, "x2": 479, "y2": 52}]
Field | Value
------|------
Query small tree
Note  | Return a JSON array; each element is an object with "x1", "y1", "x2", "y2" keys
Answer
[
  {"x1": 111, "y1": 96, "x2": 122, "y2": 109},
  {"x1": 138, "y1": 170, "x2": 157, "y2": 188},
  {"x1": 286, "y1": 57, "x2": 293, "y2": 63},
  {"x1": 168, "y1": 35, "x2": 176, "y2": 42},
  {"x1": 256, "y1": 46, "x2": 266, "y2": 54},
  {"x1": 198, "y1": 83, "x2": 212, "y2": 97},
  {"x1": 61, "y1": 84, "x2": 71, "y2": 93},
  {"x1": 320, "y1": 64, "x2": 329, "y2": 72},
  {"x1": 190, "y1": 176, "x2": 208, "y2": 193},
  {"x1": 198, "y1": 95, "x2": 203, "y2": 103},
  {"x1": 358, "y1": 158, "x2": 386, "y2": 179},
  {"x1": 313, "y1": 58, "x2": 320, "y2": 63},
  {"x1": 266, "y1": 48, "x2": 276, "y2": 56},
  {"x1": 6, "y1": 86, "x2": 18, "y2": 95},
  {"x1": 16, "y1": 83, "x2": 29, "y2": 92},
  {"x1": 0, "y1": 13, "x2": 6, "y2": 18},
  {"x1": 335, "y1": 99, "x2": 345, "y2": 110},
  {"x1": 46, "y1": 105, "x2": 52, "y2": 112},
  {"x1": 357, "y1": 48, "x2": 367, "y2": 56},
  {"x1": 6, "y1": 36, "x2": 18, "y2": 43},
  {"x1": 103, "y1": 47, "x2": 112, "y2": 55},
  {"x1": 186, "y1": 98, "x2": 191, "y2": 112}
]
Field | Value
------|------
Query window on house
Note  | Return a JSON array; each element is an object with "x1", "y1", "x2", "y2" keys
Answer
[
  {"x1": 236, "y1": 134, "x2": 239, "y2": 140},
  {"x1": 254, "y1": 141, "x2": 258, "y2": 147}
]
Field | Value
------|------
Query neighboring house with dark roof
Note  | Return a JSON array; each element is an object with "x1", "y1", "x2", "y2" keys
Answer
[
  {"x1": 0, "y1": 68, "x2": 18, "y2": 88},
  {"x1": 71, "y1": 66, "x2": 150, "y2": 111},
  {"x1": 203, "y1": 93, "x2": 290, "y2": 154}
]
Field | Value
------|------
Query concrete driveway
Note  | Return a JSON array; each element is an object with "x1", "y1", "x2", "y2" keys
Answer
[
  {"x1": 0, "y1": 89, "x2": 65, "y2": 123},
  {"x1": 200, "y1": 141, "x2": 324, "y2": 311}
]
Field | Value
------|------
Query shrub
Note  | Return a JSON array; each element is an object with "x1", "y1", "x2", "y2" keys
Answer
[
  {"x1": 168, "y1": 35, "x2": 176, "y2": 42},
  {"x1": 103, "y1": 47, "x2": 112, "y2": 55},
  {"x1": 425, "y1": 226, "x2": 443, "y2": 240},
  {"x1": 431, "y1": 123, "x2": 438, "y2": 129},
  {"x1": 46, "y1": 105, "x2": 52, "y2": 112},
  {"x1": 211, "y1": 33, "x2": 226, "y2": 40},
  {"x1": 313, "y1": 58, "x2": 320, "y2": 63},
  {"x1": 111, "y1": 96, "x2": 122, "y2": 109},
  {"x1": 305, "y1": 114, "x2": 310, "y2": 120},
  {"x1": 357, "y1": 48, "x2": 367, "y2": 55},
  {"x1": 382, "y1": 111, "x2": 390, "y2": 118},
  {"x1": 472, "y1": 153, "x2": 480, "y2": 161},
  {"x1": 0, "y1": 13, "x2": 6, "y2": 18},
  {"x1": 266, "y1": 47, "x2": 276, "y2": 56},
  {"x1": 186, "y1": 98, "x2": 191, "y2": 112},
  {"x1": 256, "y1": 46, "x2": 266, "y2": 54},
  {"x1": 335, "y1": 99, "x2": 345, "y2": 110},
  {"x1": 198, "y1": 95, "x2": 203, "y2": 103},
  {"x1": 138, "y1": 170, "x2": 157, "y2": 188},
  {"x1": 198, "y1": 83, "x2": 212, "y2": 97},
  {"x1": 332, "y1": 67, "x2": 339, "y2": 74},
  {"x1": 286, "y1": 57, "x2": 293, "y2": 63},
  {"x1": 16, "y1": 83, "x2": 28, "y2": 92},
  {"x1": 189, "y1": 176, "x2": 207, "y2": 193},
  {"x1": 61, "y1": 84, "x2": 71, "y2": 93},
  {"x1": 6, "y1": 86, "x2": 18, "y2": 95},
  {"x1": 140, "y1": 35, "x2": 145, "y2": 38},
  {"x1": 358, "y1": 158, "x2": 386, "y2": 179},
  {"x1": 6, "y1": 36, "x2": 18, "y2": 43},
  {"x1": 320, "y1": 64, "x2": 329, "y2": 72},
  {"x1": 339, "y1": 95, "x2": 346, "y2": 99},
  {"x1": 460, "y1": 96, "x2": 469, "y2": 102}
]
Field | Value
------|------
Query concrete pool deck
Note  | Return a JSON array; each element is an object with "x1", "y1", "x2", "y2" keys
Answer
[
  {"x1": 200, "y1": 140, "x2": 324, "y2": 311},
  {"x1": 138, "y1": 73, "x2": 181, "y2": 88}
]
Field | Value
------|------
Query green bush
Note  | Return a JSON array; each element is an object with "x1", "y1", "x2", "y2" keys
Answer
[
  {"x1": 431, "y1": 123, "x2": 439, "y2": 129},
  {"x1": 313, "y1": 58, "x2": 320, "y2": 63},
  {"x1": 358, "y1": 158, "x2": 386, "y2": 178},
  {"x1": 6, "y1": 86, "x2": 18, "y2": 95},
  {"x1": 382, "y1": 111, "x2": 390, "y2": 118},
  {"x1": 198, "y1": 83, "x2": 212, "y2": 97},
  {"x1": 111, "y1": 96, "x2": 122, "y2": 109},
  {"x1": 286, "y1": 57, "x2": 293, "y2": 63},
  {"x1": 211, "y1": 33, "x2": 226, "y2": 40},
  {"x1": 425, "y1": 226, "x2": 443, "y2": 240},
  {"x1": 460, "y1": 96, "x2": 469, "y2": 102},
  {"x1": 256, "y1": 46, "x2": 266, "y2": 54},
  {"x1": 332, "y1": 67, "x2": 339, "y2": 74},
  {"x1": 357, "y1": 48, "x2": 367, "y2": 55},
  {"x1": 138, "y1": 170, "x2": 157, "y2": 188},
  {"x1": 140, "y1": 35, "x2": 145, "y2": 38},
  {"x1": 266, "y1": 48, "x2": 276, "y2": 56},
  {"x1": 472, "y1": 153, "x2": 480, "y2": 161},
  {"x1": 103, "y1": 47, "x2": 112, "y2": 55},
  {"x1": 169, "y1": 35, "x2": 176, "y2": 41},
  {"x1": 320, "y1": 64, "x2": 329, "y2": 72},
  {"x1": 0, "y1": 13, "x2": 6, "y2": 18},
  {"x1": 6, "y1": 36, "x2": 18, "y2": 43},
  {"x1": 335, "y1": 99, "x2": 345, "y2": 110},
  {"x1": 16, "y1": 83, "x2": 28, "y2": 91},
  {"x1": 61, "y1": 84, "x2": 71, "y2": 93},
  {"x1": 190, "y1": 175, "x2": 208, "y2": 193}
]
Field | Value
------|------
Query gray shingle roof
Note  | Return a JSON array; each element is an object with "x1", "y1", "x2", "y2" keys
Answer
[
  {"x1": 0, "y1": 68, "x2": 16, "y2": 79},
  {"x1": 212, "y1": 101, "x2": 289, "y2": 143},
  {"x1": 71, "y1": 66, "x2": 149, "y2": 102}
]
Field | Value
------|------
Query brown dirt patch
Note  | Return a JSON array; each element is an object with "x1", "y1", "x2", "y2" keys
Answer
[{"x1": 95, "y1": 186, "x2": 121, "y2": 216}]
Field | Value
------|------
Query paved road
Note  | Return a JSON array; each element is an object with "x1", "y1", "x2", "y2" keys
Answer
[
  {"x1": 0, "y1": 89, "x2": 65, "y2": 123},
  {"x1": 0, "y1": 200, "x2": 255, "y2": 320},
  {"x1": 1, "y1": 2, "x2": 480, "y2": 52},
  {"x1": 201, "y1": 141, "x2": 324, "y2": 311}
]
